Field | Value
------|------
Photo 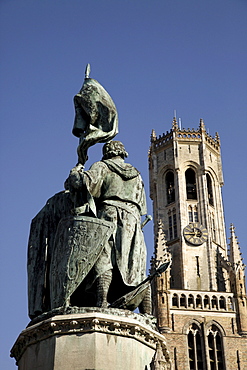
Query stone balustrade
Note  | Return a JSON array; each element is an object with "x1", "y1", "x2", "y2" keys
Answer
[{"x1": 169, "y1": 290, "x2": 235, "y2": 312}]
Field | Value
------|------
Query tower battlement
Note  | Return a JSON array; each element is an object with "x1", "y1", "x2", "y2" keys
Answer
[{"x1": 150, "y1": 119, "x2": 220, "y2": 153}]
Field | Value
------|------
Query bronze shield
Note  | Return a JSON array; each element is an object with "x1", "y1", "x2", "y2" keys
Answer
[{"x1": 49, "y1": 215, "x2": 114, "y2": 309}]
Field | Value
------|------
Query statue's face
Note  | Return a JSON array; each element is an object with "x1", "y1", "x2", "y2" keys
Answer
[{"x1": 72, "y1": 78, "x2": 118, "y2": 140}]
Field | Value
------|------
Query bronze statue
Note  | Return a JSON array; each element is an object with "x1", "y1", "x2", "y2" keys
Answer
[{"x1": 27, "y1": 66, "x2": 151, "y2": 320}]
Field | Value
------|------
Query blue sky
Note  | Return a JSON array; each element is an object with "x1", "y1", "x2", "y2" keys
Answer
[{"x1": 1, "y1": 1, "x2": 246, "y2": 368}]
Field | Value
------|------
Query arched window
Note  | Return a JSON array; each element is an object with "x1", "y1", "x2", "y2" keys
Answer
[
  {"x1": 227, "y1": 297, "x2": 234, "y2": 311},
  {"x1": 180, "y1": 294, "x2": 186, "y2": 307},
  {"x1": 186, "y1": 169, "x2": 197, "y2": 200},
  {"x1": 188, "y1": 294, "x2": 194, "y2": 308},
  {"x1": 211, "y1": 296, "x2": 218, "y2": 309},
  {"x1": 207, "y1": 325, "x2": 225, "y2": 369},
  {"x1": 206, "y1": 174, "x2": 214, "y2": 206},
  {"x1": 196, "y1": 295, "x2": 202, "y2": 308},
  {"x1": 219, "y1": 296, "x2": 226, "y2": 310},
  {"x1": 172, "y1": 293, "x2": 179, "y2": 307},
  {"x1": 187, "y1": 323, "x2": 205, "y2": 370},
  {"x1": 166, "y1": 171, "x2": 175, "y2": 204},
  {"x1": 204, "y1": 295, "x2": 210, "y2": 309}
]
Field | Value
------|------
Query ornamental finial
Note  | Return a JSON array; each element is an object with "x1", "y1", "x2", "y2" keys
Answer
[
  {"x1": 151, "y1": 129, "x2": 157, "y2": 142},
  {"x1": 85, "y1": 63, "x2": 91, "y2": 79},
  {"x1": 199, "y1": 118, "x2": 205, "y2": 130},
  {"x1": 172, "y1": 117, "x2": 178, "y2": 130}
]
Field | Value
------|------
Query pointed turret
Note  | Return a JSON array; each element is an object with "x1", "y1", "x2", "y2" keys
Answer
[
  {"x1": 229, "y1": 224, "x2": 244, "y2": 267},
  {"x1": 229, "y1": 224, "x2": 247, "y2": 336},
  {"x1": 154, "y1": 220, "x2": 172, "y2": 266},
  {"x1": 151, "y1": 221, "x2": 172, "y2": 333}
]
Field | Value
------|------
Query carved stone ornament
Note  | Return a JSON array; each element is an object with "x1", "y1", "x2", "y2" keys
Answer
[
  {"x1": 150, "y1": 341, "x2": 172, "y2": 370},
  {"x1": 11, "y1": 311, "x2": 171, "y2": 367}
]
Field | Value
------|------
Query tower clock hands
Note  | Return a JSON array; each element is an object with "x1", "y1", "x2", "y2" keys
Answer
[{"x1": 183, "y1": 223, "x2": 208, "y2": 246}]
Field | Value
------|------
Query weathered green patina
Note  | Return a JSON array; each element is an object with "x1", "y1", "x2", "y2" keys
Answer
[
  {"x1": 27, "y1": 67, "x2": 151, "y2": 320},
  {"x1": 73, "y1": 64, "x2": 118, "y2": 164}
]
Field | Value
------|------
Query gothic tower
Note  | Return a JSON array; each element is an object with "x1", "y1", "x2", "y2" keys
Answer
[{"x1": 149, "y1": 119, "x2": 247, "y2": 370}]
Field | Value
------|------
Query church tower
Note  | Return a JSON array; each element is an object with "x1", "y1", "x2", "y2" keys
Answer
[{"x1": 149, "y1": 119, "x2": 247, "y2": 369}]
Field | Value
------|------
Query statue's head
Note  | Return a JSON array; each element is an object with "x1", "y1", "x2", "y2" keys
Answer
[{"x1": 102, "y1": 141, "x2": 128, "y2": 160}]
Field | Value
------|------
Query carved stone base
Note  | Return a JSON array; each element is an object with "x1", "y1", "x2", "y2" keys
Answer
[{"x1": 11, "y1": 310, "x2": 172, "y2": 370}]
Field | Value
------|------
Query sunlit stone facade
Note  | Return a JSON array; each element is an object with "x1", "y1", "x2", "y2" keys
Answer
[{"x1": 149, "y1": 118, "x2": 247, "y2": 369}]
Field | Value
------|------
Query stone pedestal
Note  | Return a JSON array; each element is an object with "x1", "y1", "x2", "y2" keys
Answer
[{"x1": 11, "y1": 309, "x2": 171, "y2": 370}]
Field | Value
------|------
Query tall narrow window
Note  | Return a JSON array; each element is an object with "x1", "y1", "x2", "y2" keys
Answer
[
  {"x1": 194, "y1": 206, "x2": 199, "y2": 222},
  {"x1": 206, "y1": 174, "x2": 214, "y2": 206},
  {"x1": 212, "y1": 214, "x2": 216, "y2": 241},
  {"x1": 166, "y1": 171, "x2": 175, "y2": 204},
  {"x1": 186, "y1": 169, "x2": 197, "y2": 200},
  {"x1": 173, "y1": 213, "x2": 178, "y2": 238},
  {"x1": 196, "y1": 256, "x2": 200, "y2": 277},
  {"x1": 187, "y1": 323, "x2": 205, "y2": 370},
  {"x1": 169, "y1": 215, "x2": 173, "y2": 239},
  {"x1": 168, "y1": 209, "x2": 178, "y2": 240},
  {"x1": 188, "y1": 205, "x2": 199, "y2": 223},
  {"x1": 188, "y1": 206, "x2": 193, "y2": 222},
  {"x1": 207, "y1": 325, "x2": 225, "y2": 370},
  {"x1": 188, "y1": 331, "x2": 195, "y2": 369}
]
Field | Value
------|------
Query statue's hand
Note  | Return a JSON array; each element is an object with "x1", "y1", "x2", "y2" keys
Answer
[
  {"x1": 64, "y1": 164, "x2": 84, "y2": 191},
  {"x1": 71, "y1": 163, "x2": 84, "y2": 174}
]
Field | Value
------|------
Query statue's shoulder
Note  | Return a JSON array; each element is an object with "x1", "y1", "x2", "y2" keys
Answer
[
  {"x1": 89, "y1": 160, "x2": 109, "y2": 171},
  {"x1": 102, "y1": 159, "x2": 140, "y2": 180}
]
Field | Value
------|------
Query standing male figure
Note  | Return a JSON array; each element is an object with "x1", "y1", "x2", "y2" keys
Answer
[{"x1": 66, "y1": 140, "x2": 151, "y2": 313}]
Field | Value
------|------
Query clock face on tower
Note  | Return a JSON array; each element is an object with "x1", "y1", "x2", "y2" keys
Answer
[{"x1": 183, "y1": 223, "x2": 208, "y2": 246}]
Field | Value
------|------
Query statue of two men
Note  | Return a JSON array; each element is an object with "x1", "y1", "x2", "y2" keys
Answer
[{"x1": 27, "y1": 67, "x2": 151, "y2": 319}]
